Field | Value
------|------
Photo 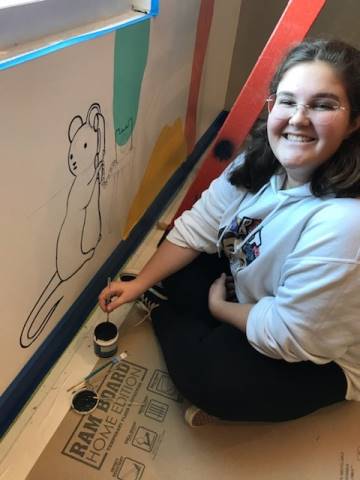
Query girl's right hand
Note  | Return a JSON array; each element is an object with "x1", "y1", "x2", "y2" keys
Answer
[{"x1": 98, "y1": 279, "x2": 145, "y2": 313}]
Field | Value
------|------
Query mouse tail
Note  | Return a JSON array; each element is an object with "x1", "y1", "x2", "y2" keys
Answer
[{"x1": 20, "y1": 273, "x2": 63, "y2": 348}]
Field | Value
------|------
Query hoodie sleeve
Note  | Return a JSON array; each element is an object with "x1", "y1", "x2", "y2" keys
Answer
[
  {"x1": 246, "y1": 201, "x2": 360, "y2": 364},
  {"x1": 167, "y1": 155, "x2": 246, "y2": 253}
]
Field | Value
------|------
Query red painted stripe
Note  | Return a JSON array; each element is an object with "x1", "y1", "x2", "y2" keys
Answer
[
  {"x1": 184, "y1": 0, "x2": 215, "y2": 154},
  {"x1": 174, "y1": 0, "x2": 326, "y2": 219}
]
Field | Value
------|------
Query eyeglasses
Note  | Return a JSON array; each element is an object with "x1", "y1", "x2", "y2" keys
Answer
[{"x1": 266, "y1": 93, "x2": 347, "y2": 125}]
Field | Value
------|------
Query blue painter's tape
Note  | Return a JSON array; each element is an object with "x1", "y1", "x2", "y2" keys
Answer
[
  {"x1": 150, "y1": 0, "x2": 160, "y2": 16},
  {"x1": 0, "y1": 13, "x2": 155, "y2": 71}
]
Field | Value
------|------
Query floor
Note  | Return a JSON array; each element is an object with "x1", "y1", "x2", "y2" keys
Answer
[
  {"x1": 2, "y1": 161, "x2": 360, "y2": 480},
  {"x1": 0, "y1": 168, "x2": 197, "y2": 480}
]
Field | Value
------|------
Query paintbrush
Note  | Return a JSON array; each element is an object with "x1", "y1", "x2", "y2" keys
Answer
[
  {"x1": 106, "y1": 276, "x2": 111, "y2": 322},
  {"x1": 66, "y1": 351, "x2": 127, "y2": 392}
]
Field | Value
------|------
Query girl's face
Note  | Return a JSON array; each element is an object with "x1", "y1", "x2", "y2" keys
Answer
[{"x1": 267, "y1": 61, "x2": 359, "y2": 188}]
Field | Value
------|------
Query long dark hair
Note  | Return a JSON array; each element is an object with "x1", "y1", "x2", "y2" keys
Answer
[{"x1": 229, "y1": 39, "x2": 360, "y2": 197}]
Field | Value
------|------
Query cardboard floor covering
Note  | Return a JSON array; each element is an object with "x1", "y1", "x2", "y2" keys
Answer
[{"x1": 27, "y1": 306, "x2": 360, "y2": 480}]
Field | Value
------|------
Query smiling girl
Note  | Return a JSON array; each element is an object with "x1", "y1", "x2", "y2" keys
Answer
[{"x1": 100, "y1": 39, "x2": 360, "y2": 426}]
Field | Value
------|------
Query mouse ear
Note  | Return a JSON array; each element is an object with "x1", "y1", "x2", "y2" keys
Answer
[
  {"x1": 93, "y1": 112, "x2": 99, "y2": 131},
  {"x1": 94, "y1": 112, "x2": 105, "y2": 163},
  {"x1": 68, "y1": 115, "x2": 83, "y2": 142},
  {"x1": 86, "y1": 103, "x2": 101, "y2": 128}
]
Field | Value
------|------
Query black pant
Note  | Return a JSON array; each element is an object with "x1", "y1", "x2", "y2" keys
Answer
[{"x1": 151, "y1": 253, "x2": 347, "y2": 422}]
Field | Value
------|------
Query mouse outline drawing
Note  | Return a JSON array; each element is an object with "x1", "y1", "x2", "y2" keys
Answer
[{"x1": 20, "y1": 103, "x2": 106, "y2": 348}]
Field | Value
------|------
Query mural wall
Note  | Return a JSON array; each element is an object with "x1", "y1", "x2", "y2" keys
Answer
[{"x1": 0, "y1": 0, "x2": 240, "y2": 396}]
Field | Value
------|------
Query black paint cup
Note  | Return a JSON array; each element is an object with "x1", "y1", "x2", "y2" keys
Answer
[{"x1": 93, "y1": 321, "x2": 118, "y2": 358}]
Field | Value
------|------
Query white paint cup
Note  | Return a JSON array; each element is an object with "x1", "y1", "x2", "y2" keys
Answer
[{"x1": 93, "y1": 321, "x2": 119, "y2": 358}]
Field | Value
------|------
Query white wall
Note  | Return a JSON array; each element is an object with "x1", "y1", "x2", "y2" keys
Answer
[
  {"x1": 197, "y1": 0, "x2": 242, "y2": 139},
  {"x1": 0, "y1": 0, "x2": 240, "y2": 398}
]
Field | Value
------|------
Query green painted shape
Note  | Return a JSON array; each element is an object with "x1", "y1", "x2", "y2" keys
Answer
[{"x1": 113, "y1": 20, "x2": 150, "y2": 146}]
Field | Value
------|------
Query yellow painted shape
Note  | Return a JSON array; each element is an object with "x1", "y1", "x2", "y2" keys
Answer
[{"x1": 123, "y1": 119, "x2": 187, "y2": 238}]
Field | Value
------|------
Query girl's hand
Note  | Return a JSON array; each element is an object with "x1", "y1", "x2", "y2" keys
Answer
[
  {"x1": 98, "y1": 279, "x2": 145, "y2": 313},
  {"x1": 225, "y1": 274, "x2": 236, "y2": 301},
  {"x1": 208, "y1": 273, "x2": 236, "y2": 306},
  {"x1": 208, "y1": 273, "x2": 227, "y2": 317},
  {"x1": 208, "y1": 273, "x2": 252, "y2": 331}
]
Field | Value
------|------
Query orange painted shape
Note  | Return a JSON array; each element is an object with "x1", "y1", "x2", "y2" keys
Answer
[
  {"x1": 122, "y1": 119, "x2": 187, "y2": 238},
  {"x1": 184, "y1": 0, "x2": 215, "y2": 154},
  {"x1": 174, "y1": 0, "x2": 327, "y2": 220}
]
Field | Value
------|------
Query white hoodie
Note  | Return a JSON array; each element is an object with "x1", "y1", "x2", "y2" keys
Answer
[{"x1": 168, "y1": 155, "x2": 360, "y2": 401}]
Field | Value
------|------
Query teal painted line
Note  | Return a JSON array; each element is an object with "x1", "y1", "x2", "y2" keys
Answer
[
  {"x1": 0, "y1": 12, "x2": 155, "y2": 71},
  {"x1": 113, "y1": 20, "x2": 150, "y2": 146}
]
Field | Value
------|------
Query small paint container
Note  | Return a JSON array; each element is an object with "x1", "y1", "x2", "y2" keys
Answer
[
  {"x1": 72, "y1": 387, "x2": 99, "y2": 415},
  {"x1": 93, "y1": 321, "x2": 119, "y2": 358}
]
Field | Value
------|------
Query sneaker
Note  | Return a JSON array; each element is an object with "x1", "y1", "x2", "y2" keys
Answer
[
  {"x1": 184, "y1": 405, "x2": 219, "y2": 427},
  {"x1": 119, "y1": 272, "x2": 167, "y2": 322},
  {"x1": 137, "y1": 290, "x2": 161, "y2": 315},
  {"x1": 119, "y1": 272, "x2": 168, "y2": 301}
]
